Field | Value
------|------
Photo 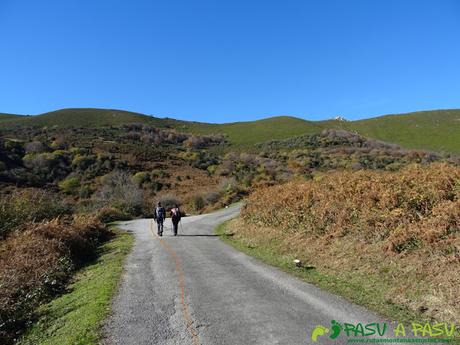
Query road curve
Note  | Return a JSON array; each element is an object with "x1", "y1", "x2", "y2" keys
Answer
[{"x1": 103, "y1": 205, "x2": 385, "y2": 345}]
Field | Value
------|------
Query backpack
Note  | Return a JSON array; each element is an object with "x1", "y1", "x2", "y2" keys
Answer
[{"x1": 171, "y1": 207, "x2": 181, "y2": 220}]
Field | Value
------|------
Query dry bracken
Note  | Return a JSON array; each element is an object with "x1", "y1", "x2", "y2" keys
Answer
[{"x1": 236, "y1": 163, "x2": 460, "y2": 322}]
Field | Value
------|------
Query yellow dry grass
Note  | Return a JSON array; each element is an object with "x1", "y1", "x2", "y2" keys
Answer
[{"x1": 234, "y1": 163, "x2": 460, "y2": 322}]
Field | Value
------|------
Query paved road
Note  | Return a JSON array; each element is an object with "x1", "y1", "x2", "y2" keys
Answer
[{"x1": 103, "y1": 205, "x2": 387, "y2": 345}]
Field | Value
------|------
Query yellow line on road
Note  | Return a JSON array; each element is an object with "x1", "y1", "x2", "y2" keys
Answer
[{"x1": 150, "y1": 220, "x2": 201, "y2": 345}]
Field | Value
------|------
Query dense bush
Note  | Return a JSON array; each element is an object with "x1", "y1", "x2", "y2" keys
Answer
[
  {"x1": 0, "y1": 216, "x2": 110, "y2": 344},
  {"x1": 0, "y1": 124, "x2": 224, "y2": 192},
  {"x1": 22, "y1": 151, "x2": 72, "y2": 182},
  {"x1": 131, "y1": 171, "x2": 163, "y2": 191},
  {"x1": 96, "y1": 207, "x2": 131, "y2": 223},
  {"x1": 120, "y1": 123, "x2": 224, "y2": 148},
  {"x1": 0, "y1": 189, "x2": 72, "y2": 239},
  {"x1": 158, "y1": 194, "x2": 181, "y2": 211},
  {"x1": 255, "y1": 129, "x2": 448, "y2": 175},
  {"x1": 93, "y1": 171, "x2": 144, "y2": 216},
  {"x1": 58, "y1": 176, "x2": 80, "y2": 194},
  {"x1": 189, "y1": 194, "x2": 205, "y2": 212},
  {"x1": 236, "y1": 163, "x2": 460, "y2": 322},
  {"x1": 218, "y1": 152, "x2": 288, "y2": 188},
  {"x1": 243, "y1": 163, "x2": 460, "y2": 251},
  {"x1": 180, "y1": 149, "x2": 220, "y2": 170}
]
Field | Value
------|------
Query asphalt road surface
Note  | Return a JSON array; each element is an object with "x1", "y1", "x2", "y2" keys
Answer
[{"x1": 103, "y1": 204, "x2": 387, "y2": 345}]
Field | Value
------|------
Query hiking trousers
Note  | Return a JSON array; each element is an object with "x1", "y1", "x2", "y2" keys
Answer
[
  {"x1": 156, "y1": 219, "x2": 164, "y2": 235},
  {"x1": 172, "y1": 220, "x2": 179, "y2": 236}
]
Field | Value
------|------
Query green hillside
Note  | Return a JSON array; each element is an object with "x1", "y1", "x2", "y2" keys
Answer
[
  {"x1": 0, "y1": 113, "x2": 23, "y2": 122},
  {"x1": 1, "y1": 108, "x2": 459, "y2": 154},
  {"x1": 342, "y1": 109, "x2": 460, "y2": 154},
  {"x1": 0, "y1": 108, "x2": 170, "y2": 128},
  {"x1": 191, "y1": 110, "x2": 460, "y2": 153},
  {"x1": 0, "y1": 109, "x2": 327, "y2": 149},
  {"x1": 178, "y1": 116, "x2": 327, "y2": 148}
]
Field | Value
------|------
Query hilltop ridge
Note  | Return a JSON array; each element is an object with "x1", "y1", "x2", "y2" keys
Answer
[{"x1": 1, "y1": 108, "x2": 459, "y2": 154}]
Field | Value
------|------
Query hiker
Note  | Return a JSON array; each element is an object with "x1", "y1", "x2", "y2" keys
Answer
[
  {"x1": 170, "y1": 204, "x2": 181, "y2": 236},
  {"x1": 153, "y1": 201, "x2": 166, "y2": 236}
]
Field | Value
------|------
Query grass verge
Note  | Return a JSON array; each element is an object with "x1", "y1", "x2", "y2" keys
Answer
[
  {"x1": 17, "y1": 229, "x2": 133, "y2": 345},
  {"x1": 215, "y1": 221, "x2": 422, "y2": 324},
  {"x1": 217, "y1": 220, "x2": 460, "y2": 345}
]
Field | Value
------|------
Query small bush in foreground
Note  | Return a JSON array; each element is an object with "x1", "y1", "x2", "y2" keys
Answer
[
  {"x1": 96, "y1": 207, "x2": 131, "y2": 223},
  {"x1": 0, "y1": 216, "x2": 111, "y2": 344}
]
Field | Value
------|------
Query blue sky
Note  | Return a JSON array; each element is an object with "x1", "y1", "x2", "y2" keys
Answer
[{"x1": 0, "y1": 0, "x2": 459, "y2": 123}]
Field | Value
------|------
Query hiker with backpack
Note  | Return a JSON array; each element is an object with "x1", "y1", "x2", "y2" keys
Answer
[
  {"x1": 170, "y1": 204, "x2": 181, "y2": 236},
  {"x1": 153, "y1": 201, "x2": 166, "y2": 236}
]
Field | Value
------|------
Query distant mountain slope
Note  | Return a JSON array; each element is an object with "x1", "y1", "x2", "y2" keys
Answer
[
  {"x1": 341, "y1": 109, "x2": 460, "y2": 154},
  {"x1": 0, "y1": 113, "x2": 23, "y2": 122},
  {"x1": 0, "y1": 108, "x2": 170, "y2": 128},
  {"x1": 0, "y1": 108, "x2": 459, "y2": 154},
  {"x1": 179, "y1": 116, "x2": 327, "y2": 148},
  {"x1": 0, "y1": 109, "x2": 327, "y2": 149}
]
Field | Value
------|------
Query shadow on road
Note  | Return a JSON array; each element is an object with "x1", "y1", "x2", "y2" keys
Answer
[{"x1": 177, "y1": 234, "x2": 220, "y2": 237}]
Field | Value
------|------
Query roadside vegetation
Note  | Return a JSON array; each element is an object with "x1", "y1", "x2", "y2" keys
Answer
[
  {"x1": 17, "y1": 230, "x2": 133, "y2": 345},
  {"x1": 221, "y1": 163, "x2": 460, "y2": 324},
  {"x1": 0, "y1": 209, "x2": 112, "y2": 344}
]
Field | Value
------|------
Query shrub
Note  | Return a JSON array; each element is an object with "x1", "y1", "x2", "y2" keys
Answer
[
  {"x1": 22, "y1": 152, "x2": 71, "y2": 182},
  {"x1": 236, "y1": 163, "x2": 460, "y2": 323},
  {"x1": 189, "y1": 195, "x2": 205, "y2": 212},
  {"x1": 0, "y1": 189, "x2": 72, "y2": 239},
  {"x1": 96, "y1": 207, "x2": 131, "y2": 223},
  {"x1": 0, "y1": 216, "x2": 110, "y2": 344},
  {"x1": 158, "y1": 194, "x2": 180, "y2": 211},
  {"x1": 94, "y1": 171, "x2": 144, "y2": 216},
  {"x1": 58, "y1": 176, "x2": 80, "y2": 194},
  {"x1": 219, "y1": 178, "x2": 239, "y2": 195},
  {"x1": 79, "y1": 185, "x2": 93, "y2": 199},
  {"x1": 24, "y1": 141, "x2": 46, "y2": 154},
  {"x1": 132, "y1": 171, "x2": 149, "y2": 186},
  {"x1": 242, "y1": 163, "x2": 460, "y2": 252},
  {"x1": 207, "y1": 164, "x2": 218, "y2": 175},
  {"x1": 71, "y1": 154, "x2": 96, "y2": 171},
  {"x1": 203, "y1": 191, "x2": 221, "y2": 205}
]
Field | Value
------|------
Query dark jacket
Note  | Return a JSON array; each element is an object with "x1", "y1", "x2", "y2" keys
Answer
[
  {"x1": 170, "y1": 207, "x2": 181, "y2": 223},
  {"x1": 154, "y1": 206, "x2": 166, "y2": 221}
]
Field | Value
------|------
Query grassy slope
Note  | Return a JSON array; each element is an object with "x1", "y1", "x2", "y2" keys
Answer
[
  {"x1": 0, "y1": 109, "x2": 329, "y2": 149},
  {"x1": 181, "y1": 116, "x2": 327, "y2": 148},
  {"x1": 18, "y1": 230, "x2": 133, "y2": 345},
  {"x1": 0, "y1": 113, "x2": 23, "y2": 122},
  {"x1": 0, "y1": 108, "x2": 169, "y2": 128},
  {"x1": 1, "y1": 108, "x2": 459, "y2": 153},
  {"x1": 341, "y1": 109, "x2": 460, "y2": 154},
  {"x1": 186, "y1": 110, "x2": 460, "y2": 153}
]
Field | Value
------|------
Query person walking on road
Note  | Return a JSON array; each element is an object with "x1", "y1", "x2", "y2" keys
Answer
[
  {"x1": 153, "y1": 201, "x2": 166, "y2": 236},
  {"x1": 170, "y1": 204, "x2": 181, "y2": 236}
]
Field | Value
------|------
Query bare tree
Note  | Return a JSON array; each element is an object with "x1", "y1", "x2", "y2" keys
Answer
[{"x1": 94, "y1": 171, "x2": 143, "y2": 215}]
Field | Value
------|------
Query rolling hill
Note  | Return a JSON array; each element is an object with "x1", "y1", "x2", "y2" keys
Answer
[
  {"x1": 0, "y1": 113, "x2": 23, "y2": 122},
  {"x1": 339, "y1": 109, "x2": 460, "y2": 155},
  {"x1": 177, "y1": 116, "x2": 327, "y2": 148},
  {"x1": 1, "y1": 108, "x2": 459, "y2": 154},
  {"x1": 0, "y1": 108, "x2": 169, "y2": 128}
]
